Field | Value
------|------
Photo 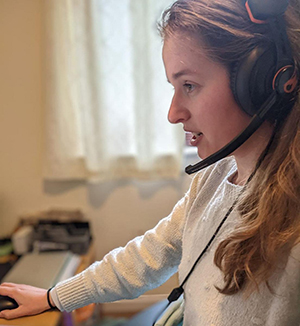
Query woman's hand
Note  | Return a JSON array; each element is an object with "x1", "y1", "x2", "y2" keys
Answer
[{"x1": 0, "y1": 283, "x2": 53, "y2": 319}]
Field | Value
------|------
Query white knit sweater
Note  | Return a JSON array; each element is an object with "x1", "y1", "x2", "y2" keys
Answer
[{"x1": 51, "y1": 157, "x2": 300, "y2": 325}]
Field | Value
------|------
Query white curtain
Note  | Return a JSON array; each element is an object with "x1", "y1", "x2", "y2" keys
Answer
[{"x1": 43, "y1": 0, "x2": 183, "y2": 181}]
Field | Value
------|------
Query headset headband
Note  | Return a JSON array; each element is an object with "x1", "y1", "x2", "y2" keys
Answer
[{"x1": 245, "y1": 0, "x2": 289, "y2": 22}]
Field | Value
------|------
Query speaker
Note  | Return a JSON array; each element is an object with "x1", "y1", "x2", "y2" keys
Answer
[{"x1": 230, "y1": 0, "x2": 298, "y2": 118}]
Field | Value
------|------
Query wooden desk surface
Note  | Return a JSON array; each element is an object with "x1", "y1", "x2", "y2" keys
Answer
[
  {"x1": 0, "y1": 310, "x2": 61, "y2": 326},
  {"x1": 0, "y1": 243, "x2": 96, "y2": 326}
]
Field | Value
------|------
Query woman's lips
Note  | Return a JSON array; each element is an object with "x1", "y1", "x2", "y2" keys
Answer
[{"x1": 188, "y1": 132, "x2": 203, "y2": 146}]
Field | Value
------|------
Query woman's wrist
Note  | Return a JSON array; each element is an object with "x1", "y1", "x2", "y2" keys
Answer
[{"x1": 47, "y1": 287, "x2": 56, "y2": 310}]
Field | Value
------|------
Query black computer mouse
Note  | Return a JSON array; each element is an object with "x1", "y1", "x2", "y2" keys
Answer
[{"x1": 0, "y1": 295, "x2": 19, "y2": 312}]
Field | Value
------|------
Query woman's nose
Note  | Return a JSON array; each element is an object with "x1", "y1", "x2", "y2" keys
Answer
[{"x1": 168, "y1": 94, "x2": 190, "y2": 124}]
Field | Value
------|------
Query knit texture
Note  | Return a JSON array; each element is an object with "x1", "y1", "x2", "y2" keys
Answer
[{"x1": 52, "y1": 157, "x2": 300, "y2": 325}]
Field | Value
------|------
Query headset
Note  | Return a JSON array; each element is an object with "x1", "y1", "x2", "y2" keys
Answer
[{"x1": 185, "y1": 0, "x2": 299, "y2": 174}]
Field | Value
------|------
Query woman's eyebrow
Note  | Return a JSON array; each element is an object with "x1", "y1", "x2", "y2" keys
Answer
[{"x1": 172, "y1": 68, "x2": 197, "y2": 81}]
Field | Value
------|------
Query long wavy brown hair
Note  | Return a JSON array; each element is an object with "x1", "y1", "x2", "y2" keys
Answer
[{"x1": 159, "y1": 0, "x2": 300, "y2": 295}]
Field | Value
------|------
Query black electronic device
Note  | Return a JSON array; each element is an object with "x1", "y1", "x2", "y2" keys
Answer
[
  {"x1": 231, "y1": 1, "x2": 296, "y2": 118},
  {"x1": 33, "y1": 220, "x2": 91, "y2": 254},
  {"x1": 0, "y1": 295, "x2": 18, "y2": 312}
]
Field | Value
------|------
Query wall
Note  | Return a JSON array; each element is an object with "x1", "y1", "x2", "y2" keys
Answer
[
  {"x1": 0, "y1": 0, "x2": 192, "y2": 293},
  {"x1": 0, "y1": 0, "x2": 44, "y2": 237}
]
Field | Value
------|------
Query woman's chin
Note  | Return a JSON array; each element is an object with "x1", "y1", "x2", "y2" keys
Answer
[
  {"x1": 197, "y1": 148, "x2": 216, "y2": 161},
  {"x1": 197, "y1": 149, "x2": 208, "y2": 160}
]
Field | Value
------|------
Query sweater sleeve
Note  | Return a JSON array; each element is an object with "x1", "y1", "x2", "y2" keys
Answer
[{"x1": 51, "y1": 192, "x2": 191, "y2": 312}]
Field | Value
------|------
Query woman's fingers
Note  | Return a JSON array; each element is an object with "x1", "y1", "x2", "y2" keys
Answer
[
  {"x1": 0, "y1": 282, "x2": 16, "y2": 288},
  {"x1": 0, "y1": 307, "x2": 24, "y2": 320},
  {"x1": 0, "y1": 285, "x2": 19, "y2": 305}
]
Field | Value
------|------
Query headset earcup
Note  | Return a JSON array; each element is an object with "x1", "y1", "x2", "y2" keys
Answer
[{"x1": 230, "y1": 45, "x2": 276, "y2": 116}]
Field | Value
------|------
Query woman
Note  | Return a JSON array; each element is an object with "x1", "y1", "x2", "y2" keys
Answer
[{"x1": 0, "y1": 0, "x2": 299, "y2": 324}]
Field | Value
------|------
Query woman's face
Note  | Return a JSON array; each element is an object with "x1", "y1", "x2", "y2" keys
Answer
[{"x1": 162, "y1": 34, "x2": 252, "y2": 160}]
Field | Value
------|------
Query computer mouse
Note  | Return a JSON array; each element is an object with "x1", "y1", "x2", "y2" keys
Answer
[{"x1": 0, "y1": 295, "x2": 19, "y2": 312}]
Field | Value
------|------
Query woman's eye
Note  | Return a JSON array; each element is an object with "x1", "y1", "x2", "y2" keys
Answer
[{"x1": 183, "y1": 83, "x2": 195, "y2": 93}]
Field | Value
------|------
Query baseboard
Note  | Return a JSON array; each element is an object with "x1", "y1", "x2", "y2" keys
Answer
[{"x1": 101, "y1": 294, "x2": 167, "y2": 314}]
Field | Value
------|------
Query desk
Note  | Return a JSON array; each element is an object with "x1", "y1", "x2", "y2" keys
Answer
[
  {"x1": 0, "y1": 311, "x2": 61, "y2": 326},
  {"x1": 0, "y1": 243, "x2": 96, "y2": 326}
]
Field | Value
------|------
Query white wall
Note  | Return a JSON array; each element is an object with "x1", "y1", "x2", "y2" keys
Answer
[{"x1": 0, "y1": 0, "x2": 192, "y2": 292}]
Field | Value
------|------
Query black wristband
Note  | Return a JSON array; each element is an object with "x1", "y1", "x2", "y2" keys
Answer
[{"x1": 47, "y1": 287, "x2": 56, "y2": 310}]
